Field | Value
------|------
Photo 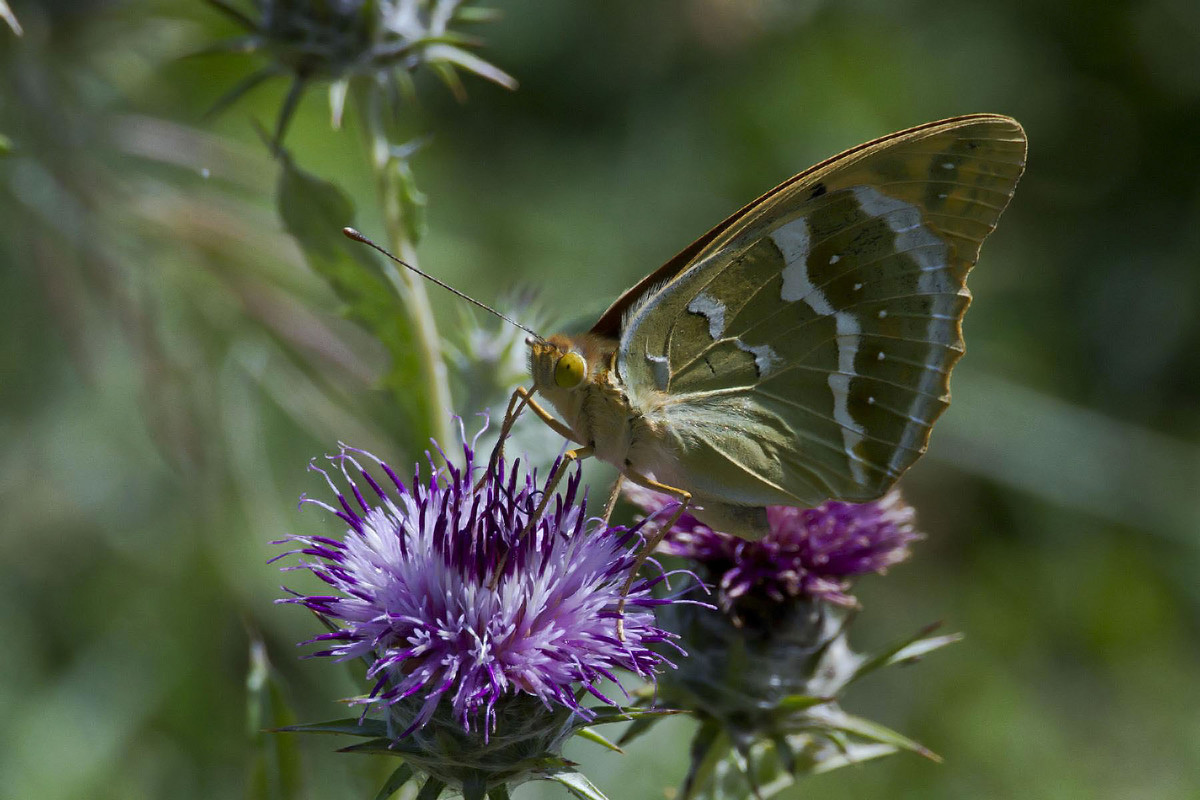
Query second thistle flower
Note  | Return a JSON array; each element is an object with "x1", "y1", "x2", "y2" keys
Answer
[{"x1": 625, "y1": 488, "x2": 955, "y2": 799}]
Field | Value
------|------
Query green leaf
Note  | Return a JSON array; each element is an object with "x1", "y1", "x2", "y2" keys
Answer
[
  {"x1": 680, "y1": 719, "x2": 731, "y2": 800},
  {"x1": 415, "y1": 776, "x2": 447, "y2": 800},
  {"x1": 815, "y1": 708, "x2": 940, "y2": 762},
  {"x1": 0, "y1": 0, "x2": 22, "y2": 35},
  {"x1": 886, "y1": 633, "x2": 963, "y2": 666},
  {"x1": 337, "y1": 737, "x2": 423, "y2": 757},
  {"x1": 273, "y1": 718, "x2": 388, "y2": 738},
  {"x1": 374, "y1": 764, "x2": 415, "y2": 800},
  {"x1": 847, "y1": 623, "x2": 959, "y2": 685},
  {"x1": 543, "y1": 768, "x2": 610, "y2": 800},
  {"x1": 614, "y1": 715, "x2": 657, "y2": 747},
  {"x1": 391, "y1": 159, "x2": 428, "y2": 246},
  {"x1": 424, "y1": 43, "x2": 518, "y2": 90},
  {"x1": 276, "y1": 152, "x2": 430, "y2": 452},
  {"x1": 581, "y1": 706, "x2": 685, "y2": 726},
  {"x1": 487, "y1": 785, "x2": 512, "y2": 800},
  {"x1": 776, "y1": 694, "x2": 832, "y2": 712},
  {"x1": 245, "y1": 639, "x2": 302, "y2": 800},
  {"x1": 806, "y1": 742, "x2": 898, "y2": 775},
  {"x1": 452, "y1": 6, "x2": 503, "y2": 24},
  {"x1": 573, "y1": 726, "x2": 623, "y2": 754},
  {"x1": 461, "y1": 775, "x2": 487, "y2": 800}
]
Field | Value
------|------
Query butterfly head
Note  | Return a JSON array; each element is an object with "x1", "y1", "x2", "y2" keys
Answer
[{"x1": 528, "y1": 334, "x2": 591, "y2": 392}]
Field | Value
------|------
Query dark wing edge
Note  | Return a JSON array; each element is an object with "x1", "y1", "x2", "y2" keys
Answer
[{"x1": 588, "y1": 113, "x2": 1024, "y2": 338}]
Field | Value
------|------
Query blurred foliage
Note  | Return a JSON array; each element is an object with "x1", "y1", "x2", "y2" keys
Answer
[{"x1": 2, "y1": 0, "x2": 1199, "y2": 799}]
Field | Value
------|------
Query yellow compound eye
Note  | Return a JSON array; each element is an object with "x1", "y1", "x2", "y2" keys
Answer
[{"x1": 554, "y1": 352, "x2": 587, "y2": 388}]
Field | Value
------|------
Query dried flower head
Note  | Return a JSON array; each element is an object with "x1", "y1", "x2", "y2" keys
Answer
[
  {"x1": 626, "y1": 486, "x2": 921, "y2": 611},
  {"x1": 274, "y1": 428, "x2": 683, "y2": 796}
]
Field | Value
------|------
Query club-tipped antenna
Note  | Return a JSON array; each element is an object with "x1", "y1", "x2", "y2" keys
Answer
[{"x1": 342, "y1": 227, "x2": 544, "y2": 341}]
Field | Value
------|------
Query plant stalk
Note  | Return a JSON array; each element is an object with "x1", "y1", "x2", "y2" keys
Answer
[{"x1": 362, "y1": 91, "x2": 454, "y2": 454}]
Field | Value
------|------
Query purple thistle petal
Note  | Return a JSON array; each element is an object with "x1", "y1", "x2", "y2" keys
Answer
[
  {"x1": 625, "y1": 485, "x2": 921, "y2": 610},
  {"x1": 278, "y1": 436, "x2": 682, "y2": 738}
]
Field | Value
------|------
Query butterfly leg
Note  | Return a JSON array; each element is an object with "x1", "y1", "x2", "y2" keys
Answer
[
  {"x1": 601, "y1": 475, "x2": 624, "y2": 525},
  {"x1": 614, "y1": 470, "x2": 692, "y2": 641},
  {"x1": 519, "y1": 444, "x2": 594, "y2": 539},
  {"x1": 479, "y1": 388, "x2": 531, "y2": 490},
  {"x1": 480, "y1": 386, "x2": 580, "y2": 491},
  {"x1": 488, "y1": 443, "x2": 594, "y2": 590}
]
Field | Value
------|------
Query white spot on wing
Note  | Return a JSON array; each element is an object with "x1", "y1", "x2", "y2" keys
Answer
[
  {"x1": 736, "y1": 339, "x2": 781, "y2": 376},
  {"x1": 829, "y1": 313, "x2": 865, "y2": 484},
  {"x1": 773, "y1": 214, "x2": 865, "y2": 482},
  {"x1": 850, "y1": 185, "x2": 953, "y2": 474},
  {"x1": 941, "y1": 161, "x2": 955, "y2": 170},
  {"x1": 644, "y1": 351, "x2": 670, "y2": 391},
  {"x1": 687, "y1": 292, "x2": 727, "y2": 340},
  {"x1": 773, "y1": 219, "x2": 825, "y2": 307},
  {"x1": 829, "y1": 254, "x2": 841, "y2": 264}
]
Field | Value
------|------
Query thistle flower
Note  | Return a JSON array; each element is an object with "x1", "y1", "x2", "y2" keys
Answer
[
  {"x1": 622, "y1": 489, "x2": 956, "y2": 799},
  {"x1": 626, "y1": 485, "x2": 921, "y2": 611},
  {"x1": 203, "y1": 0, "x2": 516, "y2": 144},
  {"x1": 274, "y1": 428, "x2": 683, "y2": 799}
]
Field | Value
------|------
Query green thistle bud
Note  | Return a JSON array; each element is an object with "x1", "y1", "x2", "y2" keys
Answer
[{"x1": 203, "y1": 0, "x2": 516, "y2": 144}]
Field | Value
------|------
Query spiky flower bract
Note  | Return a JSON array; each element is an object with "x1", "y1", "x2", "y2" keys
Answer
[
  {"x1": 204, "y1": 0, "x2": 516, "y2": 144},
  {"x1": 621, "y1": 488, "x2": 956, "y2": 800},
  {"x1": 273, "y1": 430, "x2": 682, "y2": 798}
]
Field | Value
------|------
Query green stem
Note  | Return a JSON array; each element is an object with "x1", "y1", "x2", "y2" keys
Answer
[
  {"x1": 382, "y1": 169, "x2": 455, "y2": 451},
  {"x1": 361, "y1": 91, "x2": 455, "y2": 454}
]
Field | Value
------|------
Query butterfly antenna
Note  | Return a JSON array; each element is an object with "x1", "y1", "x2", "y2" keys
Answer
[{"x1": 342, "y1": 227, "x2": 545, "y2": 341}]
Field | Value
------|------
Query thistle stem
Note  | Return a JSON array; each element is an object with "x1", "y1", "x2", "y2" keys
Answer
[{"x1": 361, "y1": 90, "x2": 454, "y2": 454}]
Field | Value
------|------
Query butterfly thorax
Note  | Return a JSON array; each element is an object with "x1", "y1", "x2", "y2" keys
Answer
[{"x1": 528, "y1": 333, "x2": 647, "y2": 467}]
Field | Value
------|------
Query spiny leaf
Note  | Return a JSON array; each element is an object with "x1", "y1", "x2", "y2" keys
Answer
[
  {"x1": 580, "y1": 706, "x2": 685, "y2": 725},
  {"x1": 886, "y1": 633, "x2": 963, "y2": 666},
  {"x1": 543, "y1": 768, "x2": 610, "y2": 800},
  {"x1": 337, "y1": 737, "x2": 423, "y2": 757},
  {"x1": 815, "y1": 708, "x2": 940, "y2": 762},
  {"x1": 273, "y1": 718, "x2": 388, "y2": 738},
  {"x1": 806, "y1": 741, "x2": 898, "y2": 775},
  {"x1": 615, "y1": 714, "x2": 657, "y2": 747},
  {"x1": 246, "y1": 639, "x2": 302, "y2": 800},
  {"x1": 374, "y1": 764, "x2": 415, "y2": 800},
  {"x1": 847, "y1": 622, "x2": 958, "y2": 685},
  {"x1": 461, "y1": 775, "x2": 487, "y2": 800},
  {"x1": 204, "y1": 0, "x2": 258, "y2": 31},
  {"x1": 0, "y1": 0, "x2": 22, "y2": 35},
  {"x1": 776, "y1": 694, "x2": 832, "y2": 712},
  {"x1": 681, "y1": 719, "x2": 731, "y2": 800},
  {"x1": 415, "y1": 776, "x2": 447, "y2": 800},
  {"x1": 573, "y1": 726, "x2": 623, "y2": 753}
]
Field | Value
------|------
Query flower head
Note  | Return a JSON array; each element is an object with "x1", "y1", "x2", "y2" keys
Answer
[
  {"x1": 276, "y1": 431, "x2": 678, "y2": 742},
  {"x1": 204, "y1": 0, "x2": 516, "y2": 144},
  {"x1": 626, "y1": 486, "x2": 921, "y2": 610},
  {"x1": 620, "y1": 489, "x2": 949, "y2": 798}
]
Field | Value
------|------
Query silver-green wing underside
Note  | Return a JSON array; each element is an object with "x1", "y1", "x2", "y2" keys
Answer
[{"x1": 618, "y1": 115, "x2": 1027, "y2": 507}]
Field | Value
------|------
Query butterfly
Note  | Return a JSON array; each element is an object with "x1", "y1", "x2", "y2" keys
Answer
[{"x1": 510, "y1": 114, "x2": 1027, "y2": 541}]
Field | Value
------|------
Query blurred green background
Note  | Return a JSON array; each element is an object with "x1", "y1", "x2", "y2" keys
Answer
[{"x1": 3, "y1": 1, "x2": 1200, "y2": 798}]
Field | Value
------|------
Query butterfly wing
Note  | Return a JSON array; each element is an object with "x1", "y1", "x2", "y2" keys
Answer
[{"x1": 615, "y1": 114, "x2": 1027, "y2": 509}]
